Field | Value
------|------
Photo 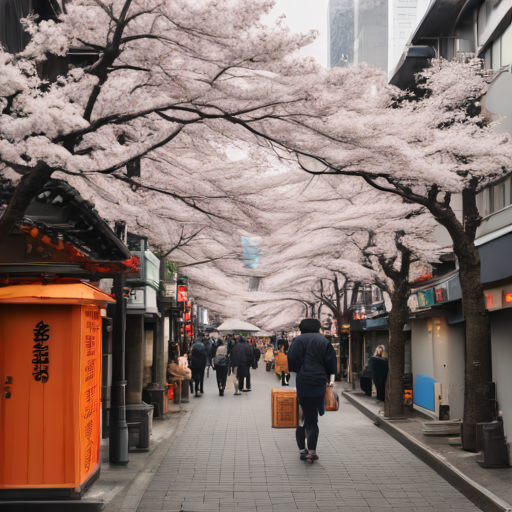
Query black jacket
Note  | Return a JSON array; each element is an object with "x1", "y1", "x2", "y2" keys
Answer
[
  {"x1": 288, "y1": 333, "x2": 337, "y2": 398},
  {"x1": 230, "y1": 341, "x2": 254, "y2": 368},
  {"x1": 369, "y1": 356, "x2": 389, "y2": 382},
  {"x1": 190, "y1": 342, "x2": 207, "y2": 371}
]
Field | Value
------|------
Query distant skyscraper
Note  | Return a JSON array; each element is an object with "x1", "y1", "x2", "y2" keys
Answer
[
  {"x1": 329, "y1": 0, "x2": 427, "y2": 76},
  {"x1": 328, "y1": 0, "x2": 355, "y2": 68},
  {"x1": 328, "y1": 0, "x2": 388, "y2": 72}
]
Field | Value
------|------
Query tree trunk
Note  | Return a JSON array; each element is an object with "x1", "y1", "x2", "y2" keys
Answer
[
  {"x1": 0, "y1": 163, "x2": 54, "y2": 241},
  {"x1": 456, "y1": 247, "x2": 494, "y2": 451},
  {"x1": 431, "y1": 188, "x2": 494, "y2": 452},
  {"x1": 384, "y1": 288, "x2": 409, "y2": 418}
]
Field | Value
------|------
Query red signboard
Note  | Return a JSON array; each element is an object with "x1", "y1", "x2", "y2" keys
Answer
[
  {"x1": 435, "y1": 288, "x2": 445, "y2": 302},
  {"x1": 177, "y1": 285, "x2": 188, "y2": 302}
]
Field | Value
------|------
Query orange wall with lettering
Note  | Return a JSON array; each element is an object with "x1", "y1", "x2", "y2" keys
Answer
[{"x1": 0, "y1": 304, "x2": 102, "y2": 490}]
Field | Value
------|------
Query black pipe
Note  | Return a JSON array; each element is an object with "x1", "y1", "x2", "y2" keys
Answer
[{"x1": 109, "y1": 274, "x2": 129, "y2": 464}]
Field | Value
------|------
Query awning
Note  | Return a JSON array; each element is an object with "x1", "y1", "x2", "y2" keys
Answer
[
  {"x1": 216, "y1": 318, "x2": 261, "y2": 333},
  {"x1": 0, "y1": 279, "x2": 116, "y2": 305}
]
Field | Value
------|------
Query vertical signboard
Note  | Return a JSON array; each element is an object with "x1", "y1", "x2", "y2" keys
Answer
[{"x1": 79, "y1": 307, "x2": 102, "y2": 484}]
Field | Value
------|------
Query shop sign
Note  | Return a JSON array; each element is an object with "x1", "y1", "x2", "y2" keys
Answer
[
  {"x1": 417, "y1": 289, "x2": 434, "y2": 308},
  {"x1": 32, "y1": 320, "x2": 49, "y2": 382},
  {"x1": 177, "y1": 285, "x2": 188, "y2": 302},
  {"x1": 484, "y1": 287, "x2": 503, "y2": 311},
  {"x1": 434, "y1": 283, "x2": 447, "y2": 303}
]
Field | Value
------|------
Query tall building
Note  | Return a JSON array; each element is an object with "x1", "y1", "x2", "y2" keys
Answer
[
  {"x1": 328, "y1": 0, "x2": 429, "y2": 75},
  {"x1": 329, "y1": 0, "x2": 388, "y2": 71}
]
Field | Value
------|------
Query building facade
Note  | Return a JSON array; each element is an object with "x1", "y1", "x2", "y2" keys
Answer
[
  {"x1": 328, "y1": 0, "x2": 430, "y2": 74},
  {"x1": 391, "y1": 0, "x2": 512, "y2": 440}
]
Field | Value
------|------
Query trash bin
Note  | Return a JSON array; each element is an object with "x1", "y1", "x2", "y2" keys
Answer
[
  {"x1": 126, "y1": 403, "x2": 154, "y2": 450},
  {"x1": 142, "y1": 386, "x2": 167, "y2": 418},
  {"x1": 477, "y1": 421, "x2": 510, "y2": 468},
  {"x1": 0, "y1": 280, "x2": 115, "y2": 498}
]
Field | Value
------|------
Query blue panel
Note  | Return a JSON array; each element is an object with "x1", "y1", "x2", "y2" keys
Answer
[{"x1": 414, "y1": 374, "x2": 437, "y2": 411}]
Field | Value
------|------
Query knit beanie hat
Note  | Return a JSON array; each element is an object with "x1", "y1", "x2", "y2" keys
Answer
[{"x1": 299, "y1": 318, "x2": 321, "y2": 333}]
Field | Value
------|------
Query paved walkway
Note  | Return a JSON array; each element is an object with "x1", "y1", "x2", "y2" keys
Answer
[{"x1": 137, "y1": 366, "x2": 480, "y2": 512}]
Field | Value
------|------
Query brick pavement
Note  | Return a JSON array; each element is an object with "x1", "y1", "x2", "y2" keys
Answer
[{"x1": 137, "y1": 365, "x2": 481, "y2": 512}]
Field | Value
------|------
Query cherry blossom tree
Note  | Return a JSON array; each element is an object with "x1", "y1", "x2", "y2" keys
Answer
[
  {"x1": 240, "y1": 58, "x2": 512, "y2": 449},
  {"x1": 0, "y1": 0, "x2": 315, "y2": 240}
]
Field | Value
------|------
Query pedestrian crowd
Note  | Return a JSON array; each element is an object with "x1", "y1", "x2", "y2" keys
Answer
[{"x1": 167, "y1": 318, "x2": 388, "y2": 465}]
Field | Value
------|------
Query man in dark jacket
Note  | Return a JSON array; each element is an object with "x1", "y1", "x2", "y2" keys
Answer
[
  {"x1": 190, "y1": 339, "x2": 207, "y2": 397},
  {"x1": 230, "y1": 336, "x2": 254, "y2": 393},
  {"x1": 288, "y1": 318, "x2": 337, "y2": 463}
]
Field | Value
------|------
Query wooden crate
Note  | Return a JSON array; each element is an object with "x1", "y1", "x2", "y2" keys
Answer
[{"x1": 271, "y1": 388, "x2": 298, "y2": 428}]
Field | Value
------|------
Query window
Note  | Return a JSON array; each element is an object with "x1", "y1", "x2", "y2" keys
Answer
[
  {"x1": 478, "y1": 187, "x2": 493, "y2": 216},
  {"x1": 477, "y1": 177, "x2": 512, "y2": 217},
  {"x1": 484, "y1": 47, "x2": 492, "y2": 69},
  {"x1": 501, "y1": 22, "x2": 512, "y2": 66},
  {"x1": 494, "y1": 182, "x2": 506, "y2": 211},
  {"x1": 492, "y1": 38, "x2": 501, "y2": 69},
  {"x1": 478, "y1": 2, "x2": 487, "y2": 44},
  {"x1": 371, "y1": 286, "x2": 383, "y2": 303}
]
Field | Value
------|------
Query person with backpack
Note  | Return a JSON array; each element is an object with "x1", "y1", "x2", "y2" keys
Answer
[
  {"x1": 212, "y1": 339, "x2": 229, "y2": 396},
  {"x1": 275, "y1": 345, "x2": 290, "y2": 385},
  {"x1": 287, "y1": 318, "x2": 337, "y2": 463}
]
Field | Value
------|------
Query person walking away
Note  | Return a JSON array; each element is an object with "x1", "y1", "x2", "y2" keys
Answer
[
  {"x1": 213, "y1": 339, "x2": 228, "y2": 396},
  {"x1": 275, "y1": 346, "x2": 290, "y2": 385},
  {"x1": 252, "y1": 343, "x2": 261, "y2": 369},
  {"x1": 190, "y1": 339, "x2": 207, "y2": 397},
  {"x1": 202, "y1": 336, "x2": 212, "y2": 368},
  {"x1": 210, "y1": 337, "x2": 219, "y2": 360},
  {"x1": 369, "y1": 345, "x2": 389, "y2": 402},
  {"x1": 264, "y1": 346, "x2": 274, "y2": 372},
  {"x1": 230, "y1": 336, "x2": 254, "y2": 394},
  {"x1": 288, "y1": 318, "x2": 337, "y2": 463}
]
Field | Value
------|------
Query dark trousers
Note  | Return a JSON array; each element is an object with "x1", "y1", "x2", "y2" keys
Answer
[
  {"x1": 191, "y1": 368, "x2": 205, "y2": 394},
  {"x1": 374, "y1": 378, "x2": 386, "y2": 401},
  {"x1": 216, "y1": 366, "x2": 228, "y2": 390},
  {"x1": 297, "y1": 395, "x2": 325, "y2": 452},
  {"x1": 237, "y1": 365, "x2": 251, "y2": 390}
]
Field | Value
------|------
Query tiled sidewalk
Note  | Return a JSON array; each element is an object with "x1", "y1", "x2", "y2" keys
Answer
[{"x1": 137, "y1": 366, "x2": 480, "y2": 512}]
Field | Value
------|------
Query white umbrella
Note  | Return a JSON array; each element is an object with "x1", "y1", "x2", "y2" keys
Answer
[
  {"x1": 253, "y1": 330, "x2": 272, "y2": 337},
  {"x1": 216, "y1": 318, "x2": 261, "y2": 333}
]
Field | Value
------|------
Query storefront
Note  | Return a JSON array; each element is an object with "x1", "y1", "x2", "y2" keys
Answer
[
  {"x1": 409, "y1": 272, "x2": 465, "y2": 419},
  {"x1": 483, "y1": 284, "x2": 512, "y2": 443}
]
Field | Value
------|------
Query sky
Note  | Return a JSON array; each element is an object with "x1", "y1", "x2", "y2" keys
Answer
[{"x1": 264, "y1": 0, "x2": 330, "y2": 67}]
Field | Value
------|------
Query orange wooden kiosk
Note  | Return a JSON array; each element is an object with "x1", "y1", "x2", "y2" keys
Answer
[{"x1": 0, "y1": 280, "x2": 115, "y2": 499}]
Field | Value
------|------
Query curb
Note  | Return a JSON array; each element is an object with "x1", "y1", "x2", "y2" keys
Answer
[{"x1": 342, "y1": 390, "x2": 512, "y2": 512}]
